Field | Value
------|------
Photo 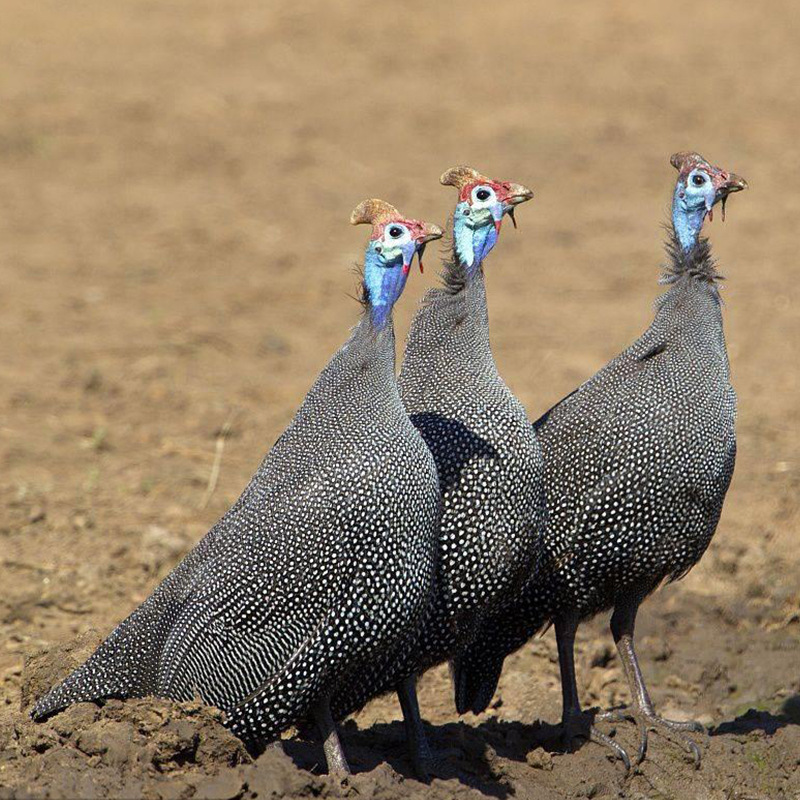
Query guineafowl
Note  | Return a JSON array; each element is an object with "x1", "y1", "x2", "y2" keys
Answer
[
  {"x1": 452, "y1": 152, "x2": 747, "y2": 769},
  {"x1": 331, "y1": 167, "x2": 546, "y2": 777},
  {"x1": 31, "y1": 199, "x2": 444, "y2": 775}
]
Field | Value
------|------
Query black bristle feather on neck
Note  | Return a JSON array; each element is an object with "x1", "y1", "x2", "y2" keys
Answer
[
  {"x1": 348, "y1": 262, "x2": 370, "y2": 310},
  {"x1": 659, "y1": 229, "x2": 724, "y2": 296},
  {"x1": 440, "y1": 253, "x2": 472, "y2": 295},
  {"x1": 438, "y1": 222, "x2": 480, "y2": 295}
]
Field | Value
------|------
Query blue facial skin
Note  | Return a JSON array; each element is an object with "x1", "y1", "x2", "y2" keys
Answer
[
  {"x1": 453, "y1": 200, "x2": 505, "y2": 278},
  {"x1": 363, "y1": 237, "x2": 417, "y2": 329},
  {"x1": 672, "y1": 168, "x2": 717, "y2": 252}
]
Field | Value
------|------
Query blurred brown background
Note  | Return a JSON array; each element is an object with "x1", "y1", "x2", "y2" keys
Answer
[{"x1": 1, "y1": 2, "x2": 799, "y2": 798}]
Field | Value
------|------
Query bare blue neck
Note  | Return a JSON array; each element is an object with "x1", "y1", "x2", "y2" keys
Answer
[{"x1": 672, "y1": 182, "x2": 707, "y2": 253}]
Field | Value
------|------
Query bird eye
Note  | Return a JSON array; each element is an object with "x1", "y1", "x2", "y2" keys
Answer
[
  {"x1": 475, "y1": 186, "x2": 493, "y2": 202},
  {"x1": 388, "y1": 225, "x2": 404, "y2": 239},
  {"x1": 691, "y1": 173, "x2": 707, "y2": 187}
]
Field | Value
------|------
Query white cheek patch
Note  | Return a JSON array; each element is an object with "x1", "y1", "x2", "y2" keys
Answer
[
  {"x1": 455, "y1": 220, "x2": 474, "y2": 267},
  {"x1": 468, "y1": 206, "x2": 494, "y2": 226},
  {"x1": 380, "y1": 243, "x2": 402, "y2": 262}
]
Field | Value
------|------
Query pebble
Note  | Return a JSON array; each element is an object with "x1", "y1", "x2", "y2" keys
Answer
[{"x1": 526, "y1": 749, "x2": 554, "y2": 770}]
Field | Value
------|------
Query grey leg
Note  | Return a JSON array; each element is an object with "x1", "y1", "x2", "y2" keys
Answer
[
  {"x1": 610, "y1": 600, "x2": 703, "y2": 767},
  {"x1": 556, "y1": 614, "x2": 632, "y2": 770},
  {"x1": 313, "y1": 696, "x2": 350, "y2": 775},
  {"x1": 397, "y1": 674, "x2": 435, "y2": 781}
]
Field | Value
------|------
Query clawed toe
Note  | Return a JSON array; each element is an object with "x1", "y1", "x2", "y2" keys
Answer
[
  {"x1": 563, "y1": 707, "x2": 705, "y2": 770},
  {"x1": 561, "y1": 712, "x2": 632, "y2": 771},
  {"x1": 595, "y1": 708, "x2": 629, "y2": 724},
  {"x1": 605, "y1": 707, "x2": 705, "y2": 768},
  {"x1": 638, "y1": 713, "x2": 703, "y2": 767},
  {"x1": 410, "y1": 749, "x2": 451, "y2": 782},
  {"x1": 411, "y1": 756, "x2": 432, "y2": 782},
  {"x1": 663, "y1": 718, "x2": 705, "y2": 734},
  {"x1": 589, "y1": 725, "x2": 632, "y2": 771}
]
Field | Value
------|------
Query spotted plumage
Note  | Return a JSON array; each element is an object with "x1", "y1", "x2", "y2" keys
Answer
[
  {"x1": 453, "y1": 153, "x2": 747, "y2": 767},
  {"x1": 31, "y1": 200, "x2": 444, "y2": 774},
  {"x1": 331, "y1": 167, "x2": 547, "y2": 772}
]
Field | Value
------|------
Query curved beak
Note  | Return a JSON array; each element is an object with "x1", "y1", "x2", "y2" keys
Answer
[
  {"x1": 416, "y1": 222, "x2": 443, "y2": 245},
  {"x1": 722, "y1": 173, "x2": 748, "y2": 194},
  {"x1": 413, "y1": 222, "x2": 443, "y2": 274},
  {"x1": 502, "y1": 182, "x2": 533, "y2": 230},
  {"x1": 712, "y1": 171, "x2": 748, "y2": 222},
  {"x1": 713, "y1": 170, "x2": 748, "y2": 200},
  {"x1": 505, "y1": 182, "x2": 534, "y2": 207}
]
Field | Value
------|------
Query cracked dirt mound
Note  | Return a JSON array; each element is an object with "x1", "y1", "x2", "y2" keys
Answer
[{"x1": 1, "y1": 0, "x2": 799, "y2": 798}]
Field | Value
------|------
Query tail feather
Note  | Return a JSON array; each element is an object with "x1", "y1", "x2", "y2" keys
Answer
[
  {"x1": 452, "y1": 604, "x2": 548, "y2": 716},
  {"x1": 451, "y1": 654, "x2": 504, "y2": 716},
  {"x1": 31, "y1": 583, "x2": 181, "y2": 720},
  {"x1": 30, "y1": 519, "x2": 228, "y2": 721}
]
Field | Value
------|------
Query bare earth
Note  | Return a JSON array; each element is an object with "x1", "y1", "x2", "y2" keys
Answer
[{"x1": 1, "y1": 2, "x2": 799, "y2": 798}]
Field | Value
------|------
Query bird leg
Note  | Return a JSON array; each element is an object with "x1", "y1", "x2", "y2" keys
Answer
[
  {"x1": 608, "y1": 601, "x2": 704, "y2": 767},
  {"x1": 312, "y1": 695, "x2": 350, "y2": 775},
  {"x1": 397, "y1": 675, "x2": 437, "y2": 781},
  {"x1": 555, "y1": 615, "x2": 632, "y2": 770}
]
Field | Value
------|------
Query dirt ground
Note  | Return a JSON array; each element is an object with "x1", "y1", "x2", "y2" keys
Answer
[{"x1": 1, "y1": 1, "x2": 799, "y2": 798}]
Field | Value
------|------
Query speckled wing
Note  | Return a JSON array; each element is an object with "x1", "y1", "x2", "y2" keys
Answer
[
  {"x1": 156, "y1": 445, "x2": 412, "y2": 710},
  {"x1": 536, "y1": 342, "x2": 735, "y2": 601}
]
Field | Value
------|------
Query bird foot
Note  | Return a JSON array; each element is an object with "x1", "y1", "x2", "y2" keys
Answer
[
  {"x1": 561, "y1": 710, "x2": 632, "y2": 771},
  {"x1": 408, "y1": 741, "x2": 432, "y2": 783},
  {"x1": 409, "y1": 742, "x2": 460, "y2": 782},
  {"x1": 410, "y1": 751, "x2": 438, "y2": 782},
  {"x1": 596, "y1": 706, "x2": 705, "y2": 767}
]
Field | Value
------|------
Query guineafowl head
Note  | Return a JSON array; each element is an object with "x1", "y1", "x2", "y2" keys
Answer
[
  {"x1": 670, "y1": 151, "x2": 748, "y2": 252},
  {"x1": 441, "y1": 166, "x2": 533, "y2": 275},
  {"x1": 351, "y1": 199, "x2": 443, "y2": 328}
]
